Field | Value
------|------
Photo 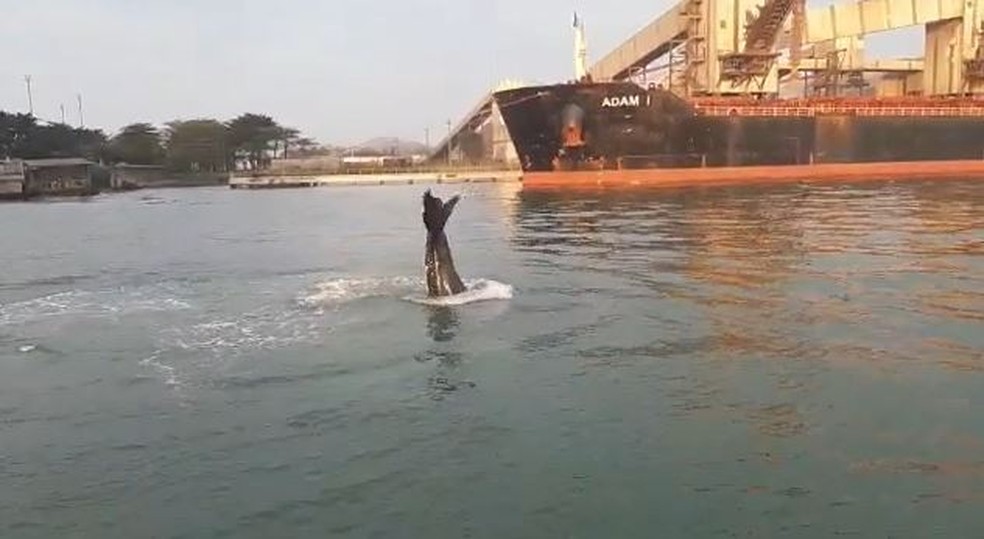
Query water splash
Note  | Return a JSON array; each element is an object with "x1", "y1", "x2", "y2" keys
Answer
[
  {"x1": 298, "y1": 275, "x2": 513, "y2": 308},
  {"x1": 297, "y1": 276, "x2": 422, "y2": 308},
  {"x1": 403, "y1": 279, "x2": 514, "y2": 306}
]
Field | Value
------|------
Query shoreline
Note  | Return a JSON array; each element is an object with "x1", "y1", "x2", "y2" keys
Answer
[{"x1": 228, "y1": 170, "x2": 522, "y2": 189}]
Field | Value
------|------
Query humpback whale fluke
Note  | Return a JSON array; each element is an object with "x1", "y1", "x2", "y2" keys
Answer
[{"x1": 423, "y1": 189, "x2": 467, "y2": 297}]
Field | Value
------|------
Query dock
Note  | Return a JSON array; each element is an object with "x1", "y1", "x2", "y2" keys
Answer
[{"x1": 229, "y1": 170, "x2": 522, "y2": 190}]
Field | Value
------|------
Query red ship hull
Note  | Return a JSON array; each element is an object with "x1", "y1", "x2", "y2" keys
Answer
[{"x1": 521, "y1": 159, "x2": 984, "y2": 190}]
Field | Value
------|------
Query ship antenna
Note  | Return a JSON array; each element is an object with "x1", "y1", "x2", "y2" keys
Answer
[{"x1": 573, "y1": 12, "x2": 588, "y2": 81}]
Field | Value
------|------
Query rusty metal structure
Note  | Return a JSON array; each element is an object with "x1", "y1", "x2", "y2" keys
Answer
[
  {"x1": 968, "y1": 22, "x2": 984, "y2": 84},
  {"x1": 590, "y1": 0, "x2": 984, "y2": 97},
  {"x1": 719, "y1": 0, "x2": 801, "y2": 89}
]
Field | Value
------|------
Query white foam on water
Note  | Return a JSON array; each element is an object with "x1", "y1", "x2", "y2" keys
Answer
[
  {"x1": 403, "y1": 278, "x2": 514, "y2": 306},
  {"x1": 165, "y1": 307, "x2": 326, "y2": 357},
  {"x1": 298, "y1": 275, "x2": 514, "y2": 308},
  {"x1": 0, "y1": 287, "x2": 192, "y2": 327},
  {"x1": 139, "y1": 352, "x2": 180, "y2": 387},
  {"x1": 297, "y1": 276, "x2": 422, "y2": 308},
  {"x1": 139, "y1": 305, "x2": 330, "y2": 402},
  {"x1": 139, "y1": 351, "x2": 193, "y2": 407},
  {"x1": 128, "y1": 274, "x2": 511, "y2": 399}
]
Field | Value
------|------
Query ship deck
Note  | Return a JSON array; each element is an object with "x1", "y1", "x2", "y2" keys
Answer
[{"x1": 691, "y1": 96, "x2": 984, "y2": 117}]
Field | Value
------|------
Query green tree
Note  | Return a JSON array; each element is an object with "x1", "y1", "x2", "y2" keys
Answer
[
  {"x1": 74, "y1": 128, "x2": 109, "y2": 162},
  {"x1": 0, "y1": 112, "x2": 37, "y2": 159},
  {"x1": 108, "y1": 123, "x2": 164, "y2": 165},
  {"x1": 278, "y1": 126, "x2": 301, "y2": 159},
  {"x1": 1, "y1": 111, "x2": 107, "y2": 161},
  {"x1": 291, "y1": 137, "x2": 320, "y2": 156},
  {"x1": 164, "y1": 119, "x2": 230, "y2": 172},
  {"x1": 228, "y1": 113, "x2": 281, "y2": 170}
]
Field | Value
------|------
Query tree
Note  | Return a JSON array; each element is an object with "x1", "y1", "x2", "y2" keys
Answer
[
  {"x1": 228, "y1": 113, "x2": 281, "y2": 170},
  {"x1": 73, "y1": 128, "x2": 109, "y2": 162},
  {"x1": 278, "y1": 126, "x2": 300, "y2": 159},
  {"x1": 2, "y1": 110, "x2": 309, "y2": 170},
  {"x1": 164, "y1": 119, "x2": 230, "y2": 172},
  {"x1": 0, "y1": 112, "x2": 37, "y2": 159},
  {"x1": 0, "y1": 111, "x2": 107, "y2": 161},
  {"x1": 292, "y1": 137, "x2": 321, "y2": 156},
  {"x1": 108, "y1": 123, "x2": 164, "y2": 165}
]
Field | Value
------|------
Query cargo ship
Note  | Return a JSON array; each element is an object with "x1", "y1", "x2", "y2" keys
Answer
[
  {"x1": 490, "y1": 11, "x2": 984, "y2": 187},
  {"x1": 493, "y1": 82, "x2": 984, "y2": 171}
]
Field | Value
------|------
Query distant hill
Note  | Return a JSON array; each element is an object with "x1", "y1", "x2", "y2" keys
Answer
[{"x1": 355, "y1": 137, "x2": 429, "y2": 156}]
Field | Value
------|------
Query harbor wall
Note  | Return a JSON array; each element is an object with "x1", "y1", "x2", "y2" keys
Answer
[
  {"x1": 0, "y1": 161, "x2": 24, "y2": 198},
  {"x1": 111, "y1": 165, "x2": 228, "y2": 190}
]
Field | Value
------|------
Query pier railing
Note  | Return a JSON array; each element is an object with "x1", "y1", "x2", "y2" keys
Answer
[
  {"x1": 694, "y1": 96, "x2": 984, "y2": 117},
  {"x1": 697, "y1": 105, "x2": 984, "y2": 117}
]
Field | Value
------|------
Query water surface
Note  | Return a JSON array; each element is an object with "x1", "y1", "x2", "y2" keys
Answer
[{"x1": 1, "y1": 180, "x2": 983, "y2": 538}]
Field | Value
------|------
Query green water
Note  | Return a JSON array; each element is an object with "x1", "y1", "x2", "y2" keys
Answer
[{"x1": 1, "y1": 180, "x2": 982, "y2": 538}]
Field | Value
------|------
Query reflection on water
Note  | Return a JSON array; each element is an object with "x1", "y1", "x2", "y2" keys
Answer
[
  {"x1": 504, "y1": 182, "x2": 984, "y2": 533},
  {"x1": 512, "y1": 181, "x2": 984, "y2": 375},
  {"x1": 425, "y1": 306, "x2": 459, "y2": 343}
]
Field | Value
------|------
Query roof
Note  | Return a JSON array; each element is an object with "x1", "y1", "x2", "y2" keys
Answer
[{"x1": 23, "y1": 158, "x2": 94, "y2": 168}]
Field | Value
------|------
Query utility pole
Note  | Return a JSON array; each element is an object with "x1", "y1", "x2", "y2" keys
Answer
[
  {"x1": 77, "y1": 93, "x2": 84, "y2": 127},
  {"x1": 425, "y1": 127, "x2": 430, "y2": 149},
  {"x1": 446, "y1": 119, "x2": 452, "y2": 166},
  {"x1": 24, "y1": 75, "x2": 34, "y2": 115},
  {"x1": 60, "y1": 104, "x2": 66, "y2": 124}
]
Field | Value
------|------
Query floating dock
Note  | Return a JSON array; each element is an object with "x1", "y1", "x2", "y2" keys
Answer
[{"x1": 229, "y1": 170, "x2": 522, "y2": 189}]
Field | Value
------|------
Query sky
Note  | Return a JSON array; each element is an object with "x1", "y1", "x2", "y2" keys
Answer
[{"x1": 0, "y1": 0, "x2": 920, "y2": 146}]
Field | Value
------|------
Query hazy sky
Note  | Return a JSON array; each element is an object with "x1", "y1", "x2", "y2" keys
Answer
[{"x1": 0, "y1": 0, "x2": 919, "y2": 146}]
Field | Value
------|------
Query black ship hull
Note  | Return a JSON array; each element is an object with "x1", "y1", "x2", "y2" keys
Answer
[{"x1": 492, "y1": 82, "x2": 984, "y2": 174}]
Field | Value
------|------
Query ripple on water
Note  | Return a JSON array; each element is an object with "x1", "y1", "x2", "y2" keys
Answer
[
  {"x1": 0, "y1": 286, "x2": 192, "y2": 327},
  {"x1": 2, "y1": 181, "x2": 984, "y2": 538}
]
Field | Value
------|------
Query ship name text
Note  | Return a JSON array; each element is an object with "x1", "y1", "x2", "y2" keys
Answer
[{"x1": 601, "y1": 95, "x2": 643, "y2": 108}]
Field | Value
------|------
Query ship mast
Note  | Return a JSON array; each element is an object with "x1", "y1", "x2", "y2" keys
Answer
[{"x1": 573, "y1": 12, "x2": 588, "y2": 81}]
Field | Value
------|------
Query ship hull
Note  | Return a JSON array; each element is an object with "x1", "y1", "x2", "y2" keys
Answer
[
  {"x1": 521, "y1": 160, "x2": 984, "y2": 190},
  {"x1": 492, "y1": 82, "x2": 984, "y2": 180}
]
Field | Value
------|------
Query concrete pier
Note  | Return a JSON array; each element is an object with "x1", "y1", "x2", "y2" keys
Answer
[{"x1": 229, "y1": 170, "x2": 522, "y2": 190}]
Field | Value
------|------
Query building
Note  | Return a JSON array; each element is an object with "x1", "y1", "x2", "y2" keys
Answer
[
  {"x1": 109, "y1": 163, "x2": 228, "y2": 189},
  {"x1": 110, "y1": 164, "x2": 167, "y2": 190},
  {"x1": 0, "y1": 160, "x2": 25, "y2": 199},
  {"x1": 23, "y1": 158, "x2": 96, "y2": 197},
  {"x1": 340, "y1": 155, "x2": 414, "y2": 170}
]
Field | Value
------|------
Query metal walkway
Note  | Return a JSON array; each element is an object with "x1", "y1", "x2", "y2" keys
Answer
[
  {"x1": 427, "y1": 80, "x2": 527, "y2": 164},
  {"x1": 588, "y1": 0, "x2": 977, "y2": 84},
  {"x1": 587, "y1": 0, "x2": 690, "y2": 82}
]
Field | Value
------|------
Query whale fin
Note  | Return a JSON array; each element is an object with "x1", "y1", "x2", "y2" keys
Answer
[
  {"x1": 423, "y1": 189, "x2": 460, "y2": 234},
  {"x1": 422, "y1": 189, "x2": 467, "y2": 297}
]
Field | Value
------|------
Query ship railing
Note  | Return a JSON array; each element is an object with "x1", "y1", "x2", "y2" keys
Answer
[
  {"x1": 693, "y1": 96, "x2": 984, "y2": 106},
  {"x1": 696, "y1": 105, "x2": 984, "y2": 117}
]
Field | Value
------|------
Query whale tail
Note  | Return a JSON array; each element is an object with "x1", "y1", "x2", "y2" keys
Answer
[
  {"x1": 422, "y1": 189, "x2": 466, "y2": 297},
  {"x1": 423, "y1": 189, "x2": 460, "y2": 235}
]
